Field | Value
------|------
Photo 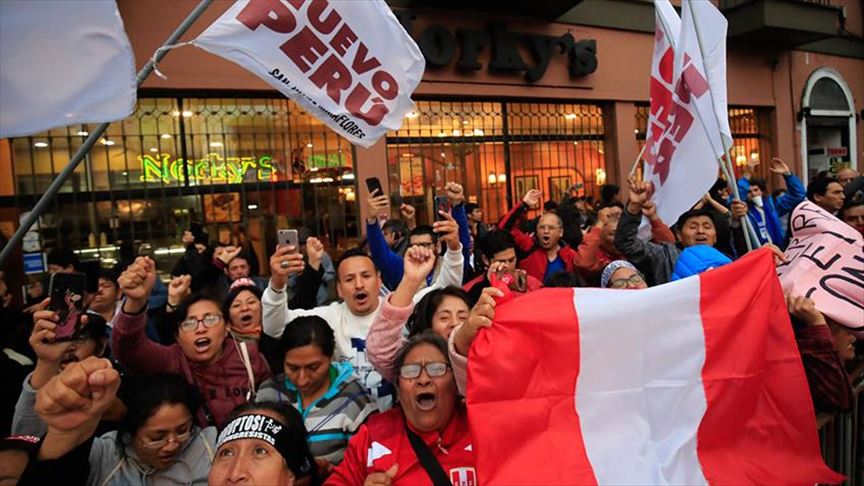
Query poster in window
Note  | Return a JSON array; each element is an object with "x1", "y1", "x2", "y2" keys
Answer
[
  {"x1": 513, "y1": 175, "x2": 539, "y2": 199},
  {"x1": 204, "y1": 193, "x2": 241, "y2": 223},
  {"x1": 549, "y1": 176, "x2": 571, "y2": 203},
  {"x1": 399, "y1": 156, "x2": 425, "y2": 197}
]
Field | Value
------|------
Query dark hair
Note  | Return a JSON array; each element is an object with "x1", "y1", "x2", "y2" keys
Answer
[
  {"x1": 225, "y1": 402, "x2": 320, "y2": 485},
  {"x1": 98, "y1": 268, "x2": 119, "y2": 288},
  {"x1": 807, "y1": 177, "x2": 840, "y2": 201},
  {"x1": 465, "y1": 202, "x2": 479, "y2": 214},
  {"x1": 392, "y1": 331, "x2": 451, "y2": 382},
  {"x1": 175, "y1": 292, "x2": 223, "y2": 331},
  {"x1": 47, "y1": 247, "x2": 79, "y2": 270},
  {"x1": 116, "y1": 374, "x2": 200, "y2": 455},
  {"x1": 546, "y1": 271, "x2": 587, "y2": 288},
  {"x1": 601, "y1": 184, "x2": 620, "y2": 203},
  {"x1": 279, "y1": 315, "x2": 335, "y2": 358},
  {"x1": 477, "y1": 230, "x2": 516, "y2": 260},
  {"x1": 675, "y1": 208, "x2": 717, "y2": 232},
  {"x1": 409, "y1": 225, "x2": 438, "y2": 245},
  {"x1": 335, "y1": 248, "x2": 376, "y2": 280},
  {"x1": 222, "y1": 284, "x2": 263, "y2": 323},
  {"x1": 543, "y1": 200, "x2": 559, "y2": 211},
  {"x1": 382, "y1": 219, "x2": 408, "y2": 240},
  {"x1": 749, "y1": 178, "x2": 768, "y2": 193},
  {"x1": 405, "y1": 287, "x2": 470, "y2": 337},
  {"x1": 839, "y1": 199, "x2": 864, "y2": 218}
]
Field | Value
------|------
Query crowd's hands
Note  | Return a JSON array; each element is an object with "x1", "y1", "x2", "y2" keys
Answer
[
  {"x1": 35, "y1": 357, "x2": 120, "y2": 460},
  {"x1": 433, "y1": 209, "x2": 461, "y2": 251},
  {"x1": 167, "y1": 274, "x2": 192, "y2": 309},
  {"x1": 399, "y1": 203, "x2": 416, "y2": 230},
  {"x1": 366, "y1": 188, "x2": 390, "y2": 224},
  {"x1": 445, "y1": 182, "x2": 465, "y2": 206},
  {"x1": 786, "y1": 295, "x2": 826, "y2": 326},
  {"x1": 764, "y1": 243, "x2": 787, "y2": 266},
  {"x1": 214, "y1": 245, "x2": 242, "y2": 266},
  {"x1": 522, "y1": 189, "x2": 542, "y2": 210},
  {"x1": 306, "y1": 237, "x2": 325, "y2": 271},
  {"x1": 118, "y1": 256, "x2": 158, "y2": 315},
  {"x1": 626, "y1": 176, "x2": 652, "y2": 215},
  {"x1": 403, "y1": 246, "x2": 436, "y2": 284},
  {"x1": 730, "y1": 200, "x2": 748, "y2": 219},
  {"x1": 268, "y1": 244, "x2": 305, "y2": 290},
  {"x1": 454, "y1": 287, "x2": 504, "y2": 356},
  {"x1": 594, "y1": 206, "x2": 618, "y2": 228},
  {"x1": 29, "y1": 300, "x2": 91, "y2": 389},
  {"x1": 364, "y1": 464, "x2": 399, "y2": 486},
  {"x1": 769, "y1": 157, "x2": 791, "y2": 176},
  {"x1": 641, "y1": 200, "x2": 661, "y2": 221}
]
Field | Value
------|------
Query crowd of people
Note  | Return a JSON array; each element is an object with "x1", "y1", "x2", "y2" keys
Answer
[{"x1": 0, "y1": 162, "x2": 861, "y2": 485}]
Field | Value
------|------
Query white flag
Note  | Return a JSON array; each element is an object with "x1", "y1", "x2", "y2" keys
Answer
[
  {"x1": 642, "y1": 0, "x2": 719, "y2": 228},
  {"x1": 194, "y1": 0, "x2": 425, "y2": 148},
  {"x1": 0, "y1": 0, "x2": 137, "y2": 138}
]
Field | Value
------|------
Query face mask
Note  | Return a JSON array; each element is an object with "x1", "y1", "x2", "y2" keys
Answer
[{"x1": 752, "y1": 195, "x2": 764, "y2": 208}]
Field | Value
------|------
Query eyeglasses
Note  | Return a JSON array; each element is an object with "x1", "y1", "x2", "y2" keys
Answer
[
  {"x1": 399, "y1": 362, "x2": 450, "y2": 379},
  {"x1": 140, "y1": 430, "x2": 192, "y2": 449},
  {"x1": 609, "y1": 274, "x2": 646, "y2": 289},
  {"x1": 537, "y1": 225, "x2": 561, "y2": 231},
  {"x1": 180, "y1": 313, "x2": 222, "y2": 332}
]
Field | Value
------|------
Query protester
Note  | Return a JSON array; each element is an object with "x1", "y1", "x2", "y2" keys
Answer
[
  {"x1": 13, "y1": 306, "x2": 110, "y2": 437},
  {"x1": 288, "y1": 229, "x2": 337, "y2": 306},
  {"x1": 463, "y1": 230, "x2": 542, "y2": 305},
  {"x1": 366, "y1": 246, "x2": 471, "y2": 381},
  {"x1": 600, "y1": 184, "x2": 621, "y2": 207},
  {"x1": 209, "y1": 401, "x2": 320, "y2": 485},
  {"x1": 88, "y1": 269, "x2": 120, "y2": 327},
  {"x1": 18, "y1": 359, "x2": 216, "y2": 485},
  {"x1": 449, "y1": 287, "x2": 505, "y2": 394},
  {"x1": 366, "y1": 182, "x2": 468, "y2": 292},
  {"x1": 222, "y1": 250, "x2": 268, "y2": 291},
  {"x1": 257, "y1": 316, "x2": 376, "y2": 470},
  {"x1": 839, "y1": 200, "x2": 864, "y2": 237},
  {"x1": 327, "y1": 332, "x2": 475, "y2": 485},
  {"x1": 737, "y1": 157, "x2": 805, "y2": 245},
  {"x1": 787, "y1": 296, "x2": 855, "y2": 414},
  {"x1": 600, "y1": 260, "x2": 648, "y2": 289},
  {"x1": 806, "y1": 176, "x2": 845, "y2": 215},
  {"x1": 113, "y1": 257, "x2": 271, "y2": 427},
  {"x1": 836, "y1": 167, "x2": 858, "y2": 188},
  {"x1": 46, "y1": 248, "x2": 79, "y2": 275}
]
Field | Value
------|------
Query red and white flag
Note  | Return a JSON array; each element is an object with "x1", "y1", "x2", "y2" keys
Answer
[
  {"x1": 194, "y1": 0, "x2": 424, "y2": 148},
  {"x1": 0, "y1": 0, "x2": 137, "y2": 138},
  {"x1": 642, "y1": 0, "x2": 720, "y2": 228},
  {"x1": 467, "y1": 249, "x2": 843, "y2": 485}
]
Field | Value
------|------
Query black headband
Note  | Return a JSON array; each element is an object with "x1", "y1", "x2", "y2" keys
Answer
[{"x1": 216, "y1": 414, "x2": 313, "y2": 477}]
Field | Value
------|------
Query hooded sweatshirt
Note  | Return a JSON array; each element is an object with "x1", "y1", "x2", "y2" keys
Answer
[
  {"x1": 257, "y1": 361, "x2": 377, "y2": 464},
  {"x1": 670, "y1": 245, "x2": 733, "y2": 281},
  {"x1": 112, "y1": 309, "x2": 271, "y2": 427}
]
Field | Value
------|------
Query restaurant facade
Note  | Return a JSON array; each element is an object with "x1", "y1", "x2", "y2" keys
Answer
[{"x1": 1, "y1": 0, "x2": 861, "y2": 290}]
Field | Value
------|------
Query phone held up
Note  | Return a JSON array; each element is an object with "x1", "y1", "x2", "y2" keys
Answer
[
  {"x1": 365, "y1": 177, "x2": 383, "y2": 197},
  {"x1": 434, "y1": 195, "x2": 450, "y2": 222},
  {"x1": 49, "y1": 272, "x2": 87, "y2": 341},
  {"x1": 277, "y1": 229, "x2": 299, "y2": 253},
  {"x1": 492, "y1": 268, "x2": 528, "y2": 293}
]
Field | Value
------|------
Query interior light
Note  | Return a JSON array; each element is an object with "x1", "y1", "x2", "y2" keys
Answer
[
  {"x1": 209, "y1": 141, "x2": 223, "y2": 148},
  {"x1": 33, "y1": 141, "x2": 48, "y2": 148},
  {"x1": 497, "y1": 173, "x2": 507, "y2": 184},
  {"x1": 405, "y1": 111, "x2": 418, "y2": 119},
  {"x1": 564, "y1": 114, "x2": 577, "y2": 120},
  {"x1": 101, "y1": 139, "x2": 115, "y2": 146},
  {"x1": 181, "y1": 110, "x2": 193, "y2": 118},
  {"x1": 160, "y1": 134, "x2": 172, "y2": 139},
  {"x1": 76, "y1": 131, "x2": 89, "y2": 137},
  {"x1": 247, "y1": 204, "x2": 259, "y2": 210},
  {"x1": 487, "y1": 172, "x2": 497, "y2": 185},
  {"x1": 149, "y1": 147, "x2": 159, "y2": 153},
  {"x1": 306, "y1": 143, "x2": 313, "y2": 148}
]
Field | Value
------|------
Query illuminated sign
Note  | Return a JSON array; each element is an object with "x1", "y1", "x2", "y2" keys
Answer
[
  {"x1": 139, "y1": 153, "x2": 275, "y2": 183},
  {"x1": 307, "y1": 153, "x2": 346, "y2": 168}
]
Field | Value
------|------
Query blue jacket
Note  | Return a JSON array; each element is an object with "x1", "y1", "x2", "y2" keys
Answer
[
  {"x1": 737, "y1": 173, "x2": 805, "y2": 246},
  {"x1": 367, "y1": 203, "x2": 472, "y2": 290},
  {"x1": 670, "y1": 245, "x2": 732, "y2": 281}
]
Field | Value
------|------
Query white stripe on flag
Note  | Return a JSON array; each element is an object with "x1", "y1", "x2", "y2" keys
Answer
[{"x1": 573, "y1": 279, "x2": 708, "y2": 485}]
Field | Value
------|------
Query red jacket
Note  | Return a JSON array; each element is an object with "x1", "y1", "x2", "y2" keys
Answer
[
  {"x1": 498, "y1": 202, "x2": 578, "y2": 283},
  {"x1": 326, "y1": 405, "x2": 476, "y2": 486},
  {"x1": 112, "y1": 309, "x2": 271, "y2": 427}
]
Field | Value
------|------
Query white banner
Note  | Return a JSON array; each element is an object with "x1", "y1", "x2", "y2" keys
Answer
[
  {"x1": 0, "y1": 0, "x2": 137, "y2": 138},
  {"x1": 194, "y1": 0, "x2": 425, "y2": 148},
  {"x1": 642, "y1": 0, "x2": 721, "y2": 228}
]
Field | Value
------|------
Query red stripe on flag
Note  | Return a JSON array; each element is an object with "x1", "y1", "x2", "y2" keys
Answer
[
  {"x1": 696, "y1": 248, "x2": 843, "y2": 485},
  {"x1": 467, "y1": 288, "x2": 597, "y2": 485}
]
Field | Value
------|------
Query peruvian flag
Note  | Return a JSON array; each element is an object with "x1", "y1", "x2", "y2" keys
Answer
[
  {"x1": 642, "y1": 0, "x2": 721, "y2": 229},
  {"x1": 467, "y1": 249, "x2": 843, "y2": 485}
]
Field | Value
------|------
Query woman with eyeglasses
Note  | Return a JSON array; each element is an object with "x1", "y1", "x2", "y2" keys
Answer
[
  {"x1": 19, "y1": 365, "x2": 216, "y2": 485},
  {"x1": 113, "y1": 257, "x2": 271, "y2": 427},
  {"x1": 327, "y1": 332, "x2": 476, "y2": 485},
  {"x1": 600, "y1": 260, "x2": 648, "y2": 290},
  {"x1": 256, "y1": 315, "x2": 377, "y2": 477},
  {"x1": 366, "y1": 246, "x2": 471, "y2": 382}
]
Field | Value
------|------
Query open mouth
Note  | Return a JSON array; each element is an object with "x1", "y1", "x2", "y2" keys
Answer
[
  {"x1": 694, "y1": 236, "x2": 709, "y2": 243},
  {"x1": 194, "y1": 337, "x2": 211, "y2": 352},
  {"x1": 354, "y1": 291, "x2": 369, "y2": 305},
  {"x1": 240, "y1": 313, "x2": 254, "y2": 323},
  {"x1": 415, "y1": 392, "x2": 437, "y2": 412},
  {"x1": 539, "y1": 235, "x2": 551, "y2": 246}
]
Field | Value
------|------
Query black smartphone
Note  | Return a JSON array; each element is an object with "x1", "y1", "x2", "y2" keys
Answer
[
  {"x1": 277, "y1": 229, "x2": 299, "y2": 252},
  {"x1": 434, "y1": 195, "x2": 450, "y2": 221},
  {"x1": 365, "y1": 177, "x2": 383, "y2": 197},
  {"x1": 79, "y1": 259, "x2": 101, "y2": 293},
  {"x1": 49, "y1": 272, "x2": 87, "y2": 341}
]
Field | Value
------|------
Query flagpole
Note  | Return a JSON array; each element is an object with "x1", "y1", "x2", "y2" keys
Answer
[
  {"x1": 683, "y1": 0, "x2": 758, "y2": 252},
  {"x1": 629, "y1": 144, "x2": 647, "y2": 178},
  {"x1": 0, "y1": 0, "x2": 213, "y2": 268}
]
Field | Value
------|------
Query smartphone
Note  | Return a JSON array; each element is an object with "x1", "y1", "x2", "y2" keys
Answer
[
  {"x1": 49, "y1": 272, "x2": 87, "y2": 341},
  {"x1": 79, "y1": 259, "x2": 101, "y2": 293},
  {"x1": 434, "y1": 195, "x2": 450, "y2": 222},
  {"x1": 277, "y1": 229, "x2": 299, "y2": 252},
  {"x1": 365, "y1": 177, "x2": 383, "y2": 197}
]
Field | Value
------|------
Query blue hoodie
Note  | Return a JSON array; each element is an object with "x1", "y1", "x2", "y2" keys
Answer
[
  {"x1": 737, "y1": 173, "x2": 805, "y2": 246},
  {"x1": 670, "y1": 245, "x2": 732, "y2": 281}
]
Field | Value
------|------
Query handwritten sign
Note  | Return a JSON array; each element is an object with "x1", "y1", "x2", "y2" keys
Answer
[
  {"x1": 194, "y1": 0, "x2": 424, "y2": 148},
  {"x1": 777, "y1": 201, "x2": 864, "y2": 332}
]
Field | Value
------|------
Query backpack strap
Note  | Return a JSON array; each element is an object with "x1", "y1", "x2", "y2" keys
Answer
[{"x1": 403, "y1": 414, "x2": 451, "y2": 486}]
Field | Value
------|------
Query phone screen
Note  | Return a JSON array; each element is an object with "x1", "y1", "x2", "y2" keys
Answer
[
  {"x1": 49, "y1": 272, "x2": 87, "y2": 341},
  {"x1": 365, "y1": 177, "x2": 382, "y2": 196},
  {"x1": 434, "y1": 195, "x2": 450, "y2": 221}
]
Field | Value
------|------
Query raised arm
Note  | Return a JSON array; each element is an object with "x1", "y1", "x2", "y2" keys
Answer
[
  {"x1": 499, "y1": 189, "x2": 541, "y2": 252},
  {"x1": 427, "y1": 208, "x2": 465, "y2": 292},
  {"x1": 769, "y1": 158, "x2": 806, "y2": 216},
  {"x1": 366, "y1": 188, "x2": 404, "y2": 288},
  {"x1": 450, "y1": 286, "x2": 504, "y2": 395},
  {"x1": 262, "y1": 244, "x2": 306, "y2": 338}
]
